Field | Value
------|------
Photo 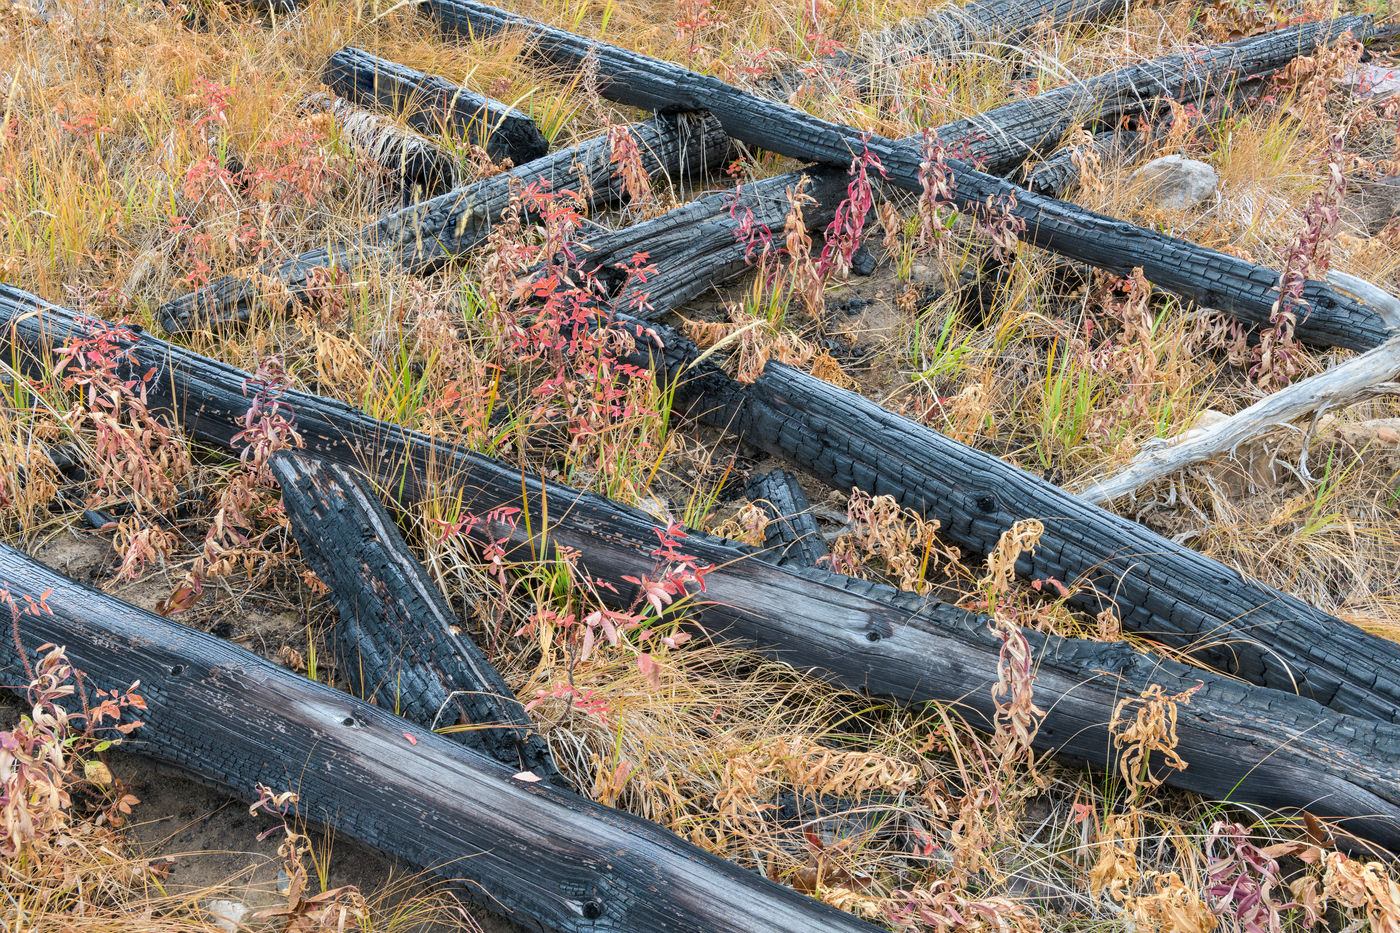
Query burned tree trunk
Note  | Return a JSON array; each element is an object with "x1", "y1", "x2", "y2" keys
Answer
[
  {"x1": 1021, "y1": 130, "x2": 1128, "y2": 196},
  {"x1": 0, "y1": 544, "x2": 880, "y2": 933},
  {"x1": 933, "y1": 16, "x2": 1379, "y2": 178},
  {"x1": 744, "y1": 470, "x2": 829, "y2": 568},
  {"x1": 756, "y1": 0, "x2": 1127, "y2": 102},
  {"x1": 157, "y1": 111, "x2": 728, "y2": 334},
  {"x1": 617, "y1": 315, "x2": 1400, "y2": 725},
  {"x1": 429, "y1": 0, "x2": 1397, "y2": 349},
  {"x1": 301, "y1": 92, "x2": 463, "y2": 203},
  {"x1": 325, "y1": 47, "x2": 548, "y2": 164},
  {"x1": 579, "y1": 18, "x2": 1373, "y2": 312},
  {"x1": 272, "y1": 451, "x2": 559, "y2": 782},
  {"x1": 6, "y1": 284, "x2": 1400, "y2": 849}
]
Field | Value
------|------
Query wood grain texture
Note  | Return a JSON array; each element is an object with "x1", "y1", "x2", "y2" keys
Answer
[
  {"x1": 755, "y1": 0, "x2": 1127, "y2": 101},
  {"x1": 617, "y1": 316, "x2": 1400, "y2": 724},
  {"x1": 273, "y1": 451, "x2": 559, "y2": 782},
  {"x1": 325, "y1": 47, "x2": 547, "y2": 163},
  {"x1": 5, "y1": 284, "x2": 1400, "y2": 849},
  {"x1": 0, "y1": 543, "x2": 879, "y2": 933},
  {"x1": 300, "y1": 92, "x2": 463, "y2": 203},
  {"x1": 744, "y1": 469, "x2": 830, "y2": 568},
  {"x1": 429, "y1": 0, "x2": 1397, "y2": 349},
  {"x1": 157, "y1": 111, "x2": 729, "y2": 333}
]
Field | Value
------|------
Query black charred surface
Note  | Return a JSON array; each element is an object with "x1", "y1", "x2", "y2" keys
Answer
[
  {"x1": 325, "y1": 47, "x2": 546, "y2": 164},
  {"x1": 0, "y1": 542, "x2": 880, "y2": 933},
  {"x1": 744, "y1": 470, "x2": 829, "y2": 568},
  {"x1": 157, "y1": 112, "x2": 728, "y2": 334},
  {"x1": 617, "y1": 315, "x2": 1400, "y2": 727},
  {"x1": 272, "y1": 451, "x2": 559, "y2": 782},
  {"x1": 301, "y1": 92, "x2": 463, "y2": 204},
  {"x1": 429, "y1": 0, "x2": 1397, "y2": 349},
  {"x1": 5, "y1": 284, "x2": 1400, "y2": 850},
  {"x1": 757, "y1": 0, "x2": 1128, "y2": 101}
]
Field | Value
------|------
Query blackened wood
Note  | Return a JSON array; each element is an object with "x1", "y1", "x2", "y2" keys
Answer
[
  {"x1": 618, "y1": 315, "x2": 1400, "y2": 724},
  {"x1": 0, "y1": 544, "x2": 879, "y2": 933},
  {"x1": 744, "y1": 469, "x2": 829, "y2": 567},
  {"x1": 575, "y1": 19, "x2": 1374, "y2": 316},
  {"x1": 6, "y1": 285, "x2": 1400, "y2": 849},
  {"x1": 271, "y1": 451, "x2": 559, "y2": 782},
  {"x1": 574, "y1": 167, "x2": 846, "y2": 317},
  {"x1": 936, "y1": 17, "x2": 1379, "y2": 178},
  {"x1": 325, "y1": 47, "x2": 547, "y2": 165},
  {"x1": 757, "y1": 0, "x2": 1127, "y2": 101},
  {"x1": 1022, "y1": 131, "x2": 1126, "y2": 196},
  {"x1": 302, "y1": 92, "x2": 462, "y2": 203},
  {"x1": 156, "y1": 112, "x2": 728, "y2": 334},
  {"x1": 428, "y1": 0, "x2": 1397, "y2": 349}
]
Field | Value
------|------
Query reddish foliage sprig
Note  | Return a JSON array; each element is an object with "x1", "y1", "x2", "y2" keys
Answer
[{"x1": 818, "y1": 140, "x2": 887, "y2": 280}]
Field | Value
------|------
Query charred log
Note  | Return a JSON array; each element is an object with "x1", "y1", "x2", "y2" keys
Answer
[
  {"x1": 1022, "y1": 130, "x2": 1129, "y2": 196},
  {"x1": 744, "y1": 470, "x2": 829, "y2": 568},
  {"x1": 301, "y1": 92, "x2": 463, "y2": 203},
  {"x1": 0, "y1": 542, "x2": 880, "y2": 933},
  {"x1": 429, "y1": 0, "x2": 1398, "y2": 349},
  {"x1": 272, "y1": 451, "x2": 559, "y2": 782},
  {"x1": 5, "y1": 284, "x2": 1400, "y2": 848},
  {"x1": 157, "y1": 111, "x2": 728, "y2": 334},
  {"x1": 325, "y1": 47, "x2": 547, "y2": 164},
  {"x1": 756, "y1": 0, "x2": 1127, "y2": 102},
  {"x1": 618, "y1": 316, "x2": 1400, "y2": 725}
]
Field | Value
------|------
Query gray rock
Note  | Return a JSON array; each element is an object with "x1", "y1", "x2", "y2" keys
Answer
[{"x1": 1130, "y1": 155, "x2": 1218, "y2": 210}]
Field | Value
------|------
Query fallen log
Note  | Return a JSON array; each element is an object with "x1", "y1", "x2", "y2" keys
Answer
[
  {"x1": 272, "y1": 451, "x2": 559, "y2": 782},
  {"x1": 574, "y1": 167, "x2": 846, "y2": 317},
  {"x1": 6, "y1": 284, "x2": 1400, "y2": 848},
  {"x1": 162, "y1": 17, "x2": 1365, "y2": 335},
  {"x1": 756, "y1": 0, "x2": 1127, "y2": 102},
  {"x1": 580, "y1": 17, "x2": 1375, "y2": 312},
  {"x1": 301, "y1": 92, "x2": 462, "y2": 203},
  {"x1": 744, "y1": 469, "x2": 829, "y2": 568},
  {"x1": 0, "y1": 544, "x2": 879, "y2": 933},
  {"x1": 929, "y1": 16, "x2": 1382, "y2": 178},
  {"x1": 1022, "y1": 130, "x2": 1126, "y2": 197},
  {"x1": 1080, "y1": 334, "x2": 1400, "y2": 505},
  {"x1": 428, "y1": 0, "x2": 1398, "y2": 349},
  {"x1": 618, "y1": 317, "x2": 1400, "y2": 723},
  {"x1": 325, "y1": 47, "x2": 547, "y2": 165},
  {"x1": 157, "y1": 111, "x2": 728, "y2": 333}
]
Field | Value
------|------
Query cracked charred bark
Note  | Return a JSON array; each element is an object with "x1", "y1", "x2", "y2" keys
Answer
[
  {"x1": 744, "y1": 469, "x2": 830, "y2": 568},
  {"x1": 0, "y1": 543, "x2": 879, "y2": 933},
  {"x1": 429, "y1": 0, "x2": 1397, "y2": 349},
  {"x1": 272, "y1": 451, "x2": 559, "y2": 782},
  {"x1": 5, "y1": 284, "x2": 1400, "y2": 849},
  {"x1": 300, "y1": 92, "x2": 463, "y2": 203},
  {"x1": 157, "y1": 111, "x2": 728, "y2": 333},
  {"x1": 616, "y1": 315, "x2": 1400, "y2": 725},
  {"x1": 325, "y1": 47, "x2": 547, "y2": 164}
]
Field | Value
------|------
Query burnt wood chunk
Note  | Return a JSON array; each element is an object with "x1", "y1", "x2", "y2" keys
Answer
[
  {"x1": 325, "y1": 47, "x2": 547, "y2": 164},
  {"x1": 272, "y1": 450, "x2": 558, "y2": 782},
  {"x1": 429, "y1": 0, "x2": 1398, "y2": 349},
  {"x1": 301, "y1": 92, "x2": 463, "y2": 203},
  {"x1": 744, "y1": 470, "x2": 829, "y2": 568},
  {"x1": 0, "y1": 543, "x2": 880, "y2": 933},
  {"x1": 156, "y1": 112, "x2": 729, "y2": 334},
  {"x1": 5, "y1": 284, "x2": 1400, "y2": 848},
  {"x1": 617, "y1": 315, "x2": 1400, "y2": 725}
]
